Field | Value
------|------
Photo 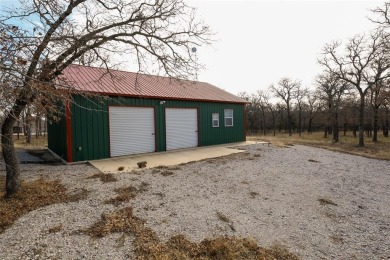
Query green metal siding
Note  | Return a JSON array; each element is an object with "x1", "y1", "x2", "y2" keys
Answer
[
  {"x1": 50, "y1": 95, "x2": 245, "y2": 162},
  {"x1": 47, "y1": 107, "x2": 68, "y2": 161}
]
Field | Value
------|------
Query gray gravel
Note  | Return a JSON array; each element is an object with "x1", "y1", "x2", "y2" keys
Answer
[{"x1": 0, "y1": 144, "x2": 389, "y2": 259}]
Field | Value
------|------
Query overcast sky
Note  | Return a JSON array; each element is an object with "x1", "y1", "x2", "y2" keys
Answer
[
  {"x1": 188, "y1": 0, "x2": 382, "y2": 95},
  {"x1": 0, "y1": 0, "x2": 384, "y2": 95}
]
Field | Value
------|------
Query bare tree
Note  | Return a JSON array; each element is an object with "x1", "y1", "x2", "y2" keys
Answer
[
  {"x1": 306, "y1": 91, "x2": 321, "y2": 134},
  {"x1": 256, "y1": 90, "x2": 270, "y2": 135},
  {"x1": 369, "y1": 80, "x2": 389, "y2": 141},
  {"x1": 261, "y1": 90, "x2": 279, "y2": 136},
  {"x1": 318, "y1": 30, "x2": 390, "y2": 146},
  {"x1": 270, "y1": 78, "x2": 300, "y2": 136},
  {"x1": 238, "y1": 92, "x2": 261, "y2": 133},
  {"x1": 0, "y1": 0, "x2": 212, "y2": 197},
  {"x1": 293, "y1": 85, "x2": 308, "y2": 136},
  {"x1": 316, "y1": 72, "x2": 350, "y2": 142}
]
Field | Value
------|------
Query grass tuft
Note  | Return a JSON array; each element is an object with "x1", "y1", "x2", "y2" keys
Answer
[
  {"x1": 87, "y1": 173, "x2": 117, "y2": 183},
  {"x1": 105, "y1": 182, "x2": 149, "y2": 206},
  {"x1": 105, "y1": 186, "x2": 138, "y2": 206},
  {"x1": 0, "y1": 177, "x2": 88, "y2": 234},
  {"x1": 216, "y1": 211, "x2": 231, "y2": 223},
  {"x1": 249, "y1": 191, "x2": 259, "y2": 198},
  {"x1": 161, "y1": 171, "x2": 174, "y2": 176},
  {"x1": 47, "y1": 224, "x2": 63, "y2": 234},
  {"x1": 318, "y1": 198, "x2": 338, "y2": 206}
]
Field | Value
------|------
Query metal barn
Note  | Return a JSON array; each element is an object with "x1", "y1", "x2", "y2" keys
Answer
[{"x1": 48, "y1": 65, "x2": 247, "y2": 163}]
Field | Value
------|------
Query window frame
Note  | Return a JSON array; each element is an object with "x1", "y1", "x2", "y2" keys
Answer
[
  {"x1": 212, "y1": 113, "x2": 219, "y2": 128},
  {"x1": 224, "y1": 109, "x2": 233, "y2": 127}
]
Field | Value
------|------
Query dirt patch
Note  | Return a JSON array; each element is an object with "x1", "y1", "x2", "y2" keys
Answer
[{"x1": 87, "y1": 173, "x2": 117, "y2": 183}]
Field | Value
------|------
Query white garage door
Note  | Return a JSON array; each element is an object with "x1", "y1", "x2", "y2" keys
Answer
[
  {"x1": 166, "y1": 108, "x2": 198, "y2": 150},
  {"x1": 109, "y1": 106, "x2": 155, "y2": 157}
]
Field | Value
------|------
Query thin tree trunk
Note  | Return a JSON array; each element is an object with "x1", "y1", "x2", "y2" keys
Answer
[
  {"x1": 26, "y1": 107, "x2": 32, "y2": 144},
  {"x1": 287, "y1": 105, "x2": 292, "y2": 136},
  {"x1": 262, "y1": 109, "x2": 266, "y2": 136},
  {"x1": 372, "y1": 106, "x2": 379, "y2": 142},
  {"x1": 384, "y1": 106, "x2": 389, "y2": 138},
  {"x1": 44, "y1": 114, "x2": 47, "y2": 137},
  {"x1": 17, "y1": 120, "x2": 20, "y2": 140},
  {"x1": 358, "y1": 95, "x2": 365, "y2": 147},
  {"x1": 332, "y1": 110, "x2": 339, "y2": 143},
  {"x1": 308, "y1": 118, "x2": 312, "y2": 134},
  {"x1": 343, "y1": 122, "x2": 347, "y2": 136},
  {"x1": 298, "y1": 108, "x2": 302, "y2": 137}
]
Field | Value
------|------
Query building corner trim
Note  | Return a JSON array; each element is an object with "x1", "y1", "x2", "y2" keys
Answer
[{"x1": 65, "y1": 100, "x2": 73, "y2": 163}]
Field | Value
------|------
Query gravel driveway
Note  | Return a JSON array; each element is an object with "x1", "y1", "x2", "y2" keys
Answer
[{"x1": 0, "y1": 144, "x2": 389, "y2": 259}]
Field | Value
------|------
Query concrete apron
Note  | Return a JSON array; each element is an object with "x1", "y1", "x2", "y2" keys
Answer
[{"x1": 90, "y1": 141, "x2": 261, "y2": 174}]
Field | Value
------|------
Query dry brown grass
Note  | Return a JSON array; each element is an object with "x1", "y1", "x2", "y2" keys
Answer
[
  {"x1": 0, "y1": 177, "x2": 88, "y2": 234},
  {"x1": 84, "y1": 207, "x2": 299, "y2": 260},
  {"x1": 13, "y1": 135, "x2": 48, "y2": 149},
  {"x1": 105, "y1": 186, "x2": 139, "y2": 206},
  {"x1": 47, "y1": 224, "x2": 63, "y2": 234},
  {"x1": 105, "y1": 182, "x2": 149, "y2": 206},
  {"x1": 249, "y1": 132, "x2": 390, "y2": 160},
  {"x1": 160, "y1": 170, "x2": 174, "y2": 176},
  {"x1": 87, "y1": 173, "x2": 117, "y2": 183},
  {"x1": 249, "y1": 191, "x2": 259, "y2": 198},
  {"x1": 216, "y1": 211, "x2": 231, "y2": 223}
]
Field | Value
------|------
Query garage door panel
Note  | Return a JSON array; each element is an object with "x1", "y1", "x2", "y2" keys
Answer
[
  {"x1": 166, "y1": 108, "x2": 198, "y2": 150},
  {"x1": 109, "y1": 107, "x2": 155, "y2": 157}
]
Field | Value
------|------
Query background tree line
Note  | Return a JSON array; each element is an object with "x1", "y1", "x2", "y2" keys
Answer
[
  {"x1": 241, "y1": 3, "x2": 390, "y2": 146},
  {"x1": 239, "y1": 75, "x2": 390, "y2": 142}
]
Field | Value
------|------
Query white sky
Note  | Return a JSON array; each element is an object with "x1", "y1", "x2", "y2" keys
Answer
[
  {"x1": 0, "y1": 0, "x2": 384, "y2": 96},
  {"x1": 188, "y1": 0, "x2": 382, "y2": 95}
]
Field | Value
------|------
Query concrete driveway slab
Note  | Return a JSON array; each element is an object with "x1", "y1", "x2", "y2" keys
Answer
[{"x1": 90, "y1": 141, "x2": 262, "y2": 173}]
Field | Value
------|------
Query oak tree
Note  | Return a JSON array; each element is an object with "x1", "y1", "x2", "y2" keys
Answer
[{"x1": 0, "y1": 0, "x2": 212, "y2": 197}]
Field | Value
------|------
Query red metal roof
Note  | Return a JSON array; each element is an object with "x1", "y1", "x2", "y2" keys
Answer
[{"x1": 59, "y1": 65, "x2": 246, "y2": 104}]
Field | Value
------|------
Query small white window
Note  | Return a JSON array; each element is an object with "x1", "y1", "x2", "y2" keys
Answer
[
  {"x1": 224, "y1": 109, "x2": 233, "y2": 127},
  {"x1": 212, "y1": 113, "x2": 219, "y2": 127}
]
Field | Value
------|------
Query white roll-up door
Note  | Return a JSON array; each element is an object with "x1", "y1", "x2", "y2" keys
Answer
[
  {"x1": 166, "y1": 108, "x2": 198, "y2": 150},
  {"x1": 109, "y1": 106, "x2": 155, "y2": 157}
]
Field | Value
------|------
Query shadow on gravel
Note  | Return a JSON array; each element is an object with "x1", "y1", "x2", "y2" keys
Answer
[{"x1": 25, "y1": 149, "x2": 63, "y2": 165}]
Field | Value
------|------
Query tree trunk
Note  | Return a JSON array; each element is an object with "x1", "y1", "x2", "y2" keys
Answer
[
  {"x1": 17, "y1": 120, "x2": 20, "y2": 140},
  {"x1": 384, "y1": 106, "x2": 389, "y2": 138},
  {"x1": 273, "y1": 117, "x2": 276, "y2": 136},
  {"x1": 262, "y1": 109, "x2": 266, "y2": 136},
  {"x1": 1, "y1": 116, "x2": 21, "y2": 198},
  {"x1": 358, "y1": 94, "x2": 365, "y2": 147},
  {"x1": 332, "y1": 110, "x2": 339, "y2": 143},
  {"x1": 26, "y1": 107, "x2": 32, "y2": 144},
  {"x1": 44, "y1": 114, "x2": 47, "y2": 137},
  {"x1": 372, "y1": 106, "x2": 379, "y2": 142},
  {"x1": 298, "y1": 108, "x2": 302, "y2": 137},
  {"x1": 308, "y1": 118, "x2": 312, "y2": 134},
  {"x1": 2, "y1": 91, "x2": 31, "y2": 197},
  {"x1": 287, "y1": 105, "x2": 292, "y2": 136},
  {"x1": 343, "y1": 123, "x2": 347, "y2": 136}
]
